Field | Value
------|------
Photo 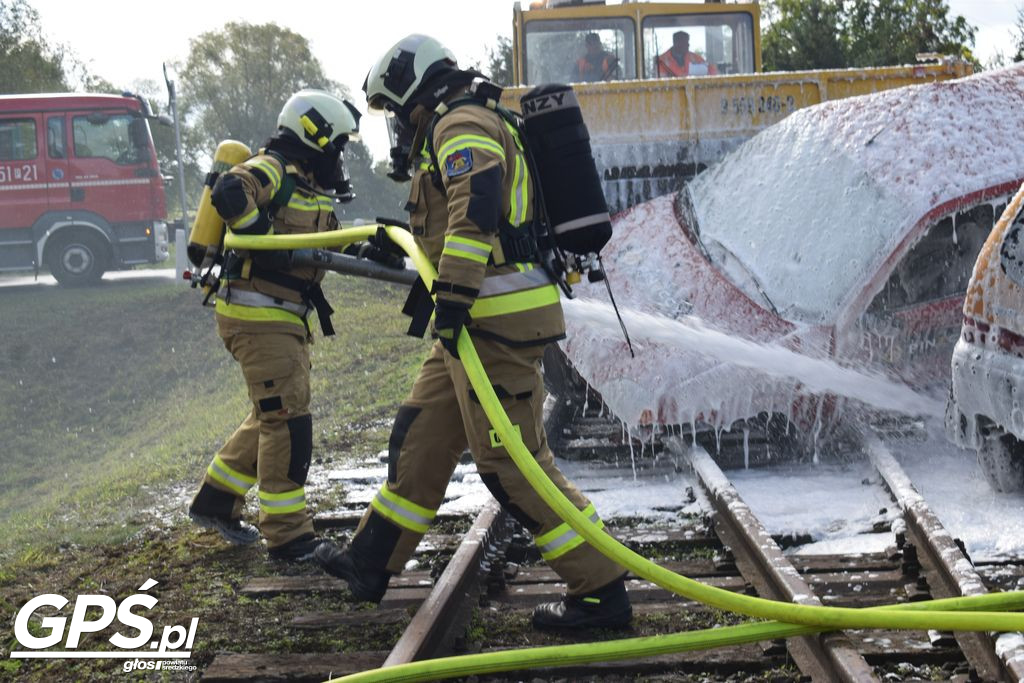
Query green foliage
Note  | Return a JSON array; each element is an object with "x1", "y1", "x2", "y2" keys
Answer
[
  {"x1": 763, "y1": 0, "x2": 847, "y2": 70},
  {"x1": 0, "y1": 0, "x2": 68, "y2": 93},
  {"x1": 761, "y1": 0, "x2": 976, "y2": 71},
  {"x1": 844, "y1": 0, "x2": 976, "y2": 67},
  {"x1": 485, "y1": 36, "x2": 515, "y2": 86},
  {"x1": 180, "y1": 22, "x2": 341, "y2": 153}
]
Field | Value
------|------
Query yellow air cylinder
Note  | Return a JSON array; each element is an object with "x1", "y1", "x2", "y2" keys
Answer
[{"x1": 186, "y1": 139, "x2": 252, "y2": 267}]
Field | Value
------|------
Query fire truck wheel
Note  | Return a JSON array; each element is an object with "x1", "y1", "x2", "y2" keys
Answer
[{"x1": 46, "y1": 230, "x2": 110, "y2": 286}]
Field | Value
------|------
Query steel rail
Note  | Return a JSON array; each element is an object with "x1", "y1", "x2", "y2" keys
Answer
[
  {"x1": 676, "y1": 439, "x2": 880, "y2": 683},
  {"x1": 865, "y1": 434, "x2": 1024, "y2": 682},
  {"x1": 383, "y1": 500, "x2": 511, "y2": 667}
]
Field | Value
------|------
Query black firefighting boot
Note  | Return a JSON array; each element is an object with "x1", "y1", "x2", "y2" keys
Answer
[
  {"x1": 267, "y1": 533, "x2": 326, "y2": 562},
  {"x1": 314, "y1": 540, "x2": 391, "y2": 603},
  {"x1": 532, "y1": 576, "x2": 632, "y2": 630},
  {"x1": 188, "y1": 487, "x2": 260, "y2": 546}
]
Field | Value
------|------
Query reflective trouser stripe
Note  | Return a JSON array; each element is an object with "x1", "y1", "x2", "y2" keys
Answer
[
  {"x1": 436, "y1": 134, "x2": 505, "y2": 164},
  {"x1": 259, "y1": 487, "x2": 306, "y2": 515},
  {"x1": 215, "y1": 297, "x2": 306, "y2": 327},
  {"x1": 244, "y1": 159, "x2": 282, "y2": 194},
  {"x1": 535, "y1": 504, "x2": 603, "y2": 561},
  {"x1": 207, "y1": 455, "x2": 257, "y2": 496},
  {"x1": 370, "y1": 485, "x2": 436, "y2": 534},
  {"x1": 442, "y1": 235, "x2": 492, "y2": 264},
  {"x1": 469, "y1": 283, "x2": 561, "y2": 319}
]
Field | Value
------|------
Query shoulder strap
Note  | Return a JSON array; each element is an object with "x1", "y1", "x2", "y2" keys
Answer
[{"x1": 262, "y1": 150, "x2": 297, "y2": 214}]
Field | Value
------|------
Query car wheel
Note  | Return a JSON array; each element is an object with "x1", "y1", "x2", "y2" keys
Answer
[
  {"x1": 46, "y1": 230, "x2": 109, "y2": 286},
  {"x1": 976, "y1": 430, "x2": 1024, "y2": 493}
]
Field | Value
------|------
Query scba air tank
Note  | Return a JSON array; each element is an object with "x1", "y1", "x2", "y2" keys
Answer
[
  {"x1": 519, "y1": 84, "x2": 612, "y2": 256},
  {"x1": 186, "y1": 139, "x2": 252, "y2": 268}
]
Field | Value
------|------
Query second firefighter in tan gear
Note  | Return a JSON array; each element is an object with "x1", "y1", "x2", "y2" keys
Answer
[
  {"x1": 189, "y1": 89, "x2": 361, "y2": 562},
  {"x1": 317, "y1": 35, "x2": 631, "y2": 629}
]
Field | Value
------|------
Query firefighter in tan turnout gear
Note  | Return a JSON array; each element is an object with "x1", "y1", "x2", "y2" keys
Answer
[
  {"x1": 188, "y1": 90, "x2": 362, "y2": 562},
  {"x1": 314, "y1": 35, "x2": 632, "y2": 630}
]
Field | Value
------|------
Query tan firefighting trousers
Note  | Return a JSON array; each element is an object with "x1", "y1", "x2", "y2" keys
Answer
[
  {"x1": 192, "y1": 328, "x2": 315, "y2": 547},
  {"x1": 350, "y1": 338, "x2": 626, "y2": 595}
]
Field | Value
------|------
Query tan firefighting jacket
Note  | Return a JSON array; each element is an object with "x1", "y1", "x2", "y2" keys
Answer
[
  {"x1": 214, "y1": 153, "x2": 337, "y2": 337},
  {"x1": 407, "y1": 97, "x2": 565, "y2": 347}
]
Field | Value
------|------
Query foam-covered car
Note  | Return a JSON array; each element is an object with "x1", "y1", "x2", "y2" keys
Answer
[
  {"x1": 946, "y1": 182, "x2": 1024, "y2": 491},
  {"x1": 560, "y1": 64, "x2": 1024, "y2": 463}
]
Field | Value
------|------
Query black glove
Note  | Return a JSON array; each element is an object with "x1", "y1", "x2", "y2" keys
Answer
[
  {"x1": 368, "y1": 226, "x2": 406, "y2": 258},
  {"x1": 433, "y1": 300, "x2": 470, "y2": 358},
  {"x1": 343, "y1": 241, "x2": 405, "y2": 270}
]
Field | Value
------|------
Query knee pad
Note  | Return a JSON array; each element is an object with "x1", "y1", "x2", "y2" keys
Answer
[
  {"x1": 479, "y1": 471, "x2": 541, "y2": 533},
  {"x1": 387, "y1": 405, "x2": 421, "y2": 484},
  {"x1": 286, "y1": 415, "x2": 313, "y2": 485}
]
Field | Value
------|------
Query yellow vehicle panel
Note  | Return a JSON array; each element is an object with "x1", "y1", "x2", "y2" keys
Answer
[{"x1": 500, "y1": 62, "x2": 970, "y2": 210}]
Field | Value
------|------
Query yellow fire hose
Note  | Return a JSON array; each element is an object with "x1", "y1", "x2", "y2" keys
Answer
[{"x1": 224, "y1": 226, "x2": 1024, "y2": 683}]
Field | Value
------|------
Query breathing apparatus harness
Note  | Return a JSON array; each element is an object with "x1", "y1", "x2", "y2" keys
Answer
[
  {"x1": 420, "y1": 79, "x2": 634, "y2": 354},
  {"x1": 192, "y1": 144, "x2": 342, "y2": 337}
]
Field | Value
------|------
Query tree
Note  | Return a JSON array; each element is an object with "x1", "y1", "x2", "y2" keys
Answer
[
  {"x1": 760, "y1": 0, "x2": 976, "y2": 72},
  {"x1": 763, "y1": 0, "x2": 847, "y2": 71},
  {"x1": 485, "y1": 36, "x2": 514, "y2": 86},
  {"x1": 1013, "y1": 3, "x2": 1024, "y2": 63},
  {"x1": 0, "y1": 0, "x2": 68, "y2": 93},
  {"x1": 844, "y1": 0, "x2": 976, "y2": 67},
  {"x1": 180, "y1": 22, "x2": 402, "y2": 221},
  {"x1": 180, "y1": 22, "x2": 341, "y2": 153}
]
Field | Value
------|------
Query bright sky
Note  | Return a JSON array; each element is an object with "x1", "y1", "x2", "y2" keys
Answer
[{"x1": 29, "y1": 0, "x2": 1020, "y2": 161}]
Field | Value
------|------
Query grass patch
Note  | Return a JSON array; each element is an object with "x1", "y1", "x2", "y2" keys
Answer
[{"x1": 0, "y1": 273, "x2": 425, "y2": 561}]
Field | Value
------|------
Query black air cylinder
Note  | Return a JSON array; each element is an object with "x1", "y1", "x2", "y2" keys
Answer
[{"x1": 519, "y1": 84, "x2": 612, "y2": 255}]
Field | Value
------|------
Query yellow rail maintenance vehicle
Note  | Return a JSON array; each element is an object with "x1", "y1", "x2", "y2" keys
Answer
[{"x1": 505, "y1": 0, "x2": 972, "y2": 211}]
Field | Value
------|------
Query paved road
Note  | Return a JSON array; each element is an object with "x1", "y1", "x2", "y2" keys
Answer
[{"x1": 0, "y1": 269, "x2": 181, "y2": 290}]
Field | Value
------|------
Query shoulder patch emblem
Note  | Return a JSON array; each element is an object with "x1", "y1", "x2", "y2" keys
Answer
[{"x1": 445, "y1": 148, "x2": 473, "y2": 178}]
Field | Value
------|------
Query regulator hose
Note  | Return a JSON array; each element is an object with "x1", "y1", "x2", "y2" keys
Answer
[{"x1": 224, "y1": 227, "x2": 1024, "y2": 682}]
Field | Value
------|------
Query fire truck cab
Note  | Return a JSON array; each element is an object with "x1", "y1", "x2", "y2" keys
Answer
[{"x1": 0, "y1": 93, "x2": 169, "y2": 285}]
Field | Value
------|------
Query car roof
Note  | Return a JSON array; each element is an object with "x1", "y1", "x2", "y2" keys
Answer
[{"x1": 688, "y1": 63, "x2": 1024, "y2": 325}]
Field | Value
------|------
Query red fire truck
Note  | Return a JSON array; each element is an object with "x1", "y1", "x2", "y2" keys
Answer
[{"x1": 0, "y1": 93, "x2": 169, "y2": 285}]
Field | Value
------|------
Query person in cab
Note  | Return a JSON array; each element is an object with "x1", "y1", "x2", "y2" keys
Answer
[{"x1": 657, "y1": 30, "x2": 718, "y2": 77}]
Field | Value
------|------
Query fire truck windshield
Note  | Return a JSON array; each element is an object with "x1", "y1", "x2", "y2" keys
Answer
[{"x1": 71, "y1": 112, "x2": 150, "y2": 165}]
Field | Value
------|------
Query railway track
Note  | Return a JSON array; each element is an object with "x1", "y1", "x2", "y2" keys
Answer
[{"x1": 201, "y1": 408, "x2": 1024, "y2": 683}]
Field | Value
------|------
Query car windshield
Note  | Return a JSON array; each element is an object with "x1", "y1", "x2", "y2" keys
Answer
[{"x1": 686, "y1": 114, "x2": 910, "y2": 325}]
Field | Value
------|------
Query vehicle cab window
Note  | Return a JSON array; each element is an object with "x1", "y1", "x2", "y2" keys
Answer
[
  {"x1": 72, "y1": 112, "x2": 148, "y2": 164},
  {"x1": 0, "y1": 119, "x2": 37, "y2": 160},
  {"x1": 643, "y1": 13, "x2": 755, "y2": 78},
  {"x1": 868, "y1": 203, "x2": 998, "y2": 314},
  {"x1": 523, "y1": 18, "x2": 636, "y2": 85}
]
